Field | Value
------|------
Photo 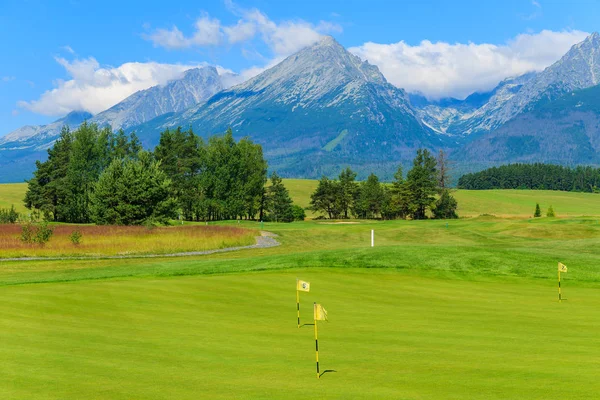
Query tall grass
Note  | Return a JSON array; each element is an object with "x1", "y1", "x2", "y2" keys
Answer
[{"x1": 0, "y1": 224, "x2": 258, "y2": 258}]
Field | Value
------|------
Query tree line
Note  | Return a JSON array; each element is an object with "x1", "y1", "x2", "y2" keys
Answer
[
  {"x1": 458, "y1": 163, "x2": 600, "y2": 192},
  {"x1": 25, "y1": 123, "x2": 299, "y2": 225},
  {"x1": 309, "y1": 149, "x2": 458, "y2": 220}
]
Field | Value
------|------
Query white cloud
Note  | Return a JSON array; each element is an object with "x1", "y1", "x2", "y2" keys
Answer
[
  {"x1": 2, "y1": 76, "x2": 15, "y2": 82},
  {"x1": 349, "y1": 30, "x2": 589, "y2": 99},
  {"x1": 61, "y1": 45, "x2": 75, "y2": 54},
  {"x1": 18, "y1": 58, "x2": 205, "y2": 116},
  {"x1": 144, "y1": 7, "x2": 341, "y2": 58},
  {"x1": 145, "y1": 14, "x2": 223, "y2": 49}
]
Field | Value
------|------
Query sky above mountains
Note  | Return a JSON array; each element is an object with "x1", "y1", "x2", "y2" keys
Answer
[{"x1": 1, "y1": 0, "x2": 599, "y2": 136}]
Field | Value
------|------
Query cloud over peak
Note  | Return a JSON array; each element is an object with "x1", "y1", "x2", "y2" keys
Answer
[
  {"x1": 18, "y1": 58, "x2": 204, "y2": 116},
  {"x1": 143, "y1": 7, "x2": 342, "y2": 58},
  {"x1": 349, "y1": 29, "x2": 589, "y2": 99}
]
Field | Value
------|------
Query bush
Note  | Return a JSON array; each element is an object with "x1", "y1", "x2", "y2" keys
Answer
[
  {"x1": 0, "y1": 205, "x2": 19, "y2": 223},
  {"x1": 69, "y1": 230, "x2": 82, "y2": 245},
  {"x1": 432, "y1": 190, "x2": 458, "y2": 219},
  {"x1": 534, "y1": 203, "x2": 542, "y2": 217},
  {"x1": 547, "y1": 205, "x2": 556, "y2": 217},
  {"x1": 20, "y1": 221, "x2": 54, "y2": 246},
  {"x1": 292, "y1": 205, "x2": 306, "y2": 221},
  {"x1": 20, "y1": 223, "x2": 34, "y2": 243}
]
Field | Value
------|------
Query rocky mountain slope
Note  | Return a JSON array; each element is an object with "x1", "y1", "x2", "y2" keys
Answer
[
  {"x1": 135, "y1": 36, "x2": 448, "y2": 177},
  {"x1": 0, "y1": 67, "x2": 224, "y2": 182}
]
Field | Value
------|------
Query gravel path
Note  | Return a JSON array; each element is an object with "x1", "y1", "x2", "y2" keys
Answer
[{"x1": 0, "y1": 232, "x2": 280, "y2": 262}]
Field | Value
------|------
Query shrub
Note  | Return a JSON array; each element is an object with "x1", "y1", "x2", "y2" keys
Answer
[
  {"x1": 547, "y1": 205, "x2": 556, "y2": 217},
  {"x1": 69, "y1": 230, "x2": 82, "y2": 245},
  {"x1": 0, "y1": 205, "x2": 19, "y2": 223},
  {"x1": 433, "y1": 190, "x2": 459, "y2": 219},
  {"x1": 534, "y1": 203, "x2": 542, "y2": 217},
  {"x1": 33, "y1": 222, "x2": 54, "y2": 245},
  {"x1": 20, "y1": 223, "x2": 35, "y2": 243},
  {"x1": 20, "y1": 221, "x2": 54, "y2": 245},
  {"x1": 292, "y1": 205, "x2": 306, "y2": 221}
]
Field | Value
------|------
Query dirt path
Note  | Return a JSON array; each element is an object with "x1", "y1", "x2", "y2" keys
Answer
[{"x1": 0, "y1": 231, "x2": 280, "y2": 262}]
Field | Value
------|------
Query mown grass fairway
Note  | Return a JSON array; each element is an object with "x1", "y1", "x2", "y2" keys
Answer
[
  {"x1": 1, "y1": 270, "x2": 600, "y2": 399},
  {"x1": 1, "y1": 183, "x2": 600, "y2": 398}
]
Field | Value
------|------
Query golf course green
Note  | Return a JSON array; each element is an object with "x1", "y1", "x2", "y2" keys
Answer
[{"x1": 1, "y1": 182, "x2": 600, "y2": 399}]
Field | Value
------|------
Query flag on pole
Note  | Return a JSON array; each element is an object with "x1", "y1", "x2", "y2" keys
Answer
[
  {"x1": 314, "y1": 303, "x2": 328, "y2": 321},
  {"x1": 313, "y1": 302, "x2": 328, "y2": 379},
  {"x1": 297, "y1": 280, "x2": 310, "y2": 292},
  {"x1": 558, "y1": 262, "x2": 568, "y2": 273}
]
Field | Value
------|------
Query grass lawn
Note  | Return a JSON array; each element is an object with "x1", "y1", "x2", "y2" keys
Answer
[
  {"x1": 2, "y1": 184, "x2": 600, "y2": 398},
  {"x1": 1, "y1": 270, "x2": 599, "y2": 399},
  {"x1": 0, "y1": 183, "x2": 28, "y2": 213}
]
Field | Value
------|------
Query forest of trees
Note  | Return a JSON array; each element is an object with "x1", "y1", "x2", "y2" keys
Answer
[
  {"x1": 309, "y1": 149, "x2": 458, "y2": 220},
  {"x1": 458, "y1": 163, "x2": 600, "y2": 192},
  {"x1": 25, "y1": 123, "x2": 298, "y2": 225}
]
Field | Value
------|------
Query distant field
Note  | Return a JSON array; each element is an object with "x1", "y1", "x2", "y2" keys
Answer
[
  {"x1": 0, "y1": 183, "x2": 27, "y2": 213},
  {"x1": 281, "y1": 179, "x2": 600, "y2": 218}
]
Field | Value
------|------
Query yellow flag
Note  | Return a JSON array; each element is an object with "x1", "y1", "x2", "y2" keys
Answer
[
  {"x1": 314, "y1": 303, "x2": 328, "y2": 321},
  {"x1": 558, "y1": 262, "x2": 568, "y2": 273},
  {"x1": 297, "y1": 280, "x2": 310, "y2": 292}
]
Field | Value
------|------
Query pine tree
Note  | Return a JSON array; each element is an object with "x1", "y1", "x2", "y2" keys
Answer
[
  {"x1": 310, "y1": 176, "x2": 341, "y2": 219},
  {"x1": 266, "y1": 172, "x2": 294, "y2": 222},
  {"x1": 546, "y1": 205, "x2": 556, "y2": 217},
  {"x1": 405, "y1": 149, "x2": 438, "y2": 220},
  {"x1": 433, "y1": 190, "x2": 458, "y2": 219},
  {"x1": 91, "y1": 152, "x2": 176, "y2": 225},
  {"x1": 534, "y1": 203, "x2": 542, "y2": 217},
  {"x1": 338, "y1": 167, "x2": 359, "y2": 219},
  {"x1": 355, "y1": 173, "x2": 384, "y2": 219}
]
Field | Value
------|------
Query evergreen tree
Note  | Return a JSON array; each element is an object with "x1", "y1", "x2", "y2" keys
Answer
[
  {"x1": 24, "y1": 126, "x2": 73, "y2": 221},
  {"x1": 547, "y1": 205, "x2": 556, "y2": 217},
  {"x1": 338, "y1": 167, "x2": 359, "y2": 219},
  {"x1": 354, "y1": 173, "x2": 384, "y2": 219},
  {"x1": 90, "y1": 152, "x2": 176, "y2": 225},
  {"x1": 61, "y1": 123, "x2": 112, "y2": 223},
  {"x1": 534, "y1": 203, "x2": 542, "y2": 217},
  {"x1": 405, "y1": 149, "x2": 438, "y2": 220},
  {"x1": 386, "y1": 165, "x2": 410, "y2": 219},
  {"x1": 310, "y1": 176, "x2": 341, "y2": 219},
  {"x1": 265, "y1": 172, "x2": 294, "y2": 222},
  {"x1": 433, "y1": 190, "x2": 458, "y2": 219},
  {"x1": 154, "y1": 127, "x2": 204, "y2": 221}
]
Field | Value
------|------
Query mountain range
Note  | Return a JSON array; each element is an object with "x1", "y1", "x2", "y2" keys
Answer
[{"x1": 3, "y1": 33, "x2": 600, "y2": 182}]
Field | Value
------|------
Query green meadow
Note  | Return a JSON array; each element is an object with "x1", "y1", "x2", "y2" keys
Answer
[
  {"x1": 1, "y1": 182, "x2": 600, "y2": 398},
  {"x1": 0, "y1": 183, "x2": 28, "y2": 213}
]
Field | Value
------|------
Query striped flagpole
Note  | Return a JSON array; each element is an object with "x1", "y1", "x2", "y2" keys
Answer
[
  {"x1": 314, "y1": 302, "x2": 320, "y2": 379},
  {"x1": 296, "y1": 283, "x2": 301, "y2": 328},
  {"x1": 558, "y1": 270, "x2": 562, "y2": 302}
]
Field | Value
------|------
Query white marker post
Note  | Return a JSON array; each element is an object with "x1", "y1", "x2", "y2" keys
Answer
[{"x1": 371, "y1": 229, "x2": 374, "y2": 247}]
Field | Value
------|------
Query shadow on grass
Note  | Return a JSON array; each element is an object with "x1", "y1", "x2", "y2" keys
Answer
[
  {"x1": 319, "y1": 370, "x2": 337, "y2": 378},
  {"x1": 300, "y1": 323, "x2": 315, "y2": 327}
]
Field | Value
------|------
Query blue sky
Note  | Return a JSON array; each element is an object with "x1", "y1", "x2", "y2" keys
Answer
[{"x1": 1, "y1": 0, "x2": 599, "y2": 136}]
